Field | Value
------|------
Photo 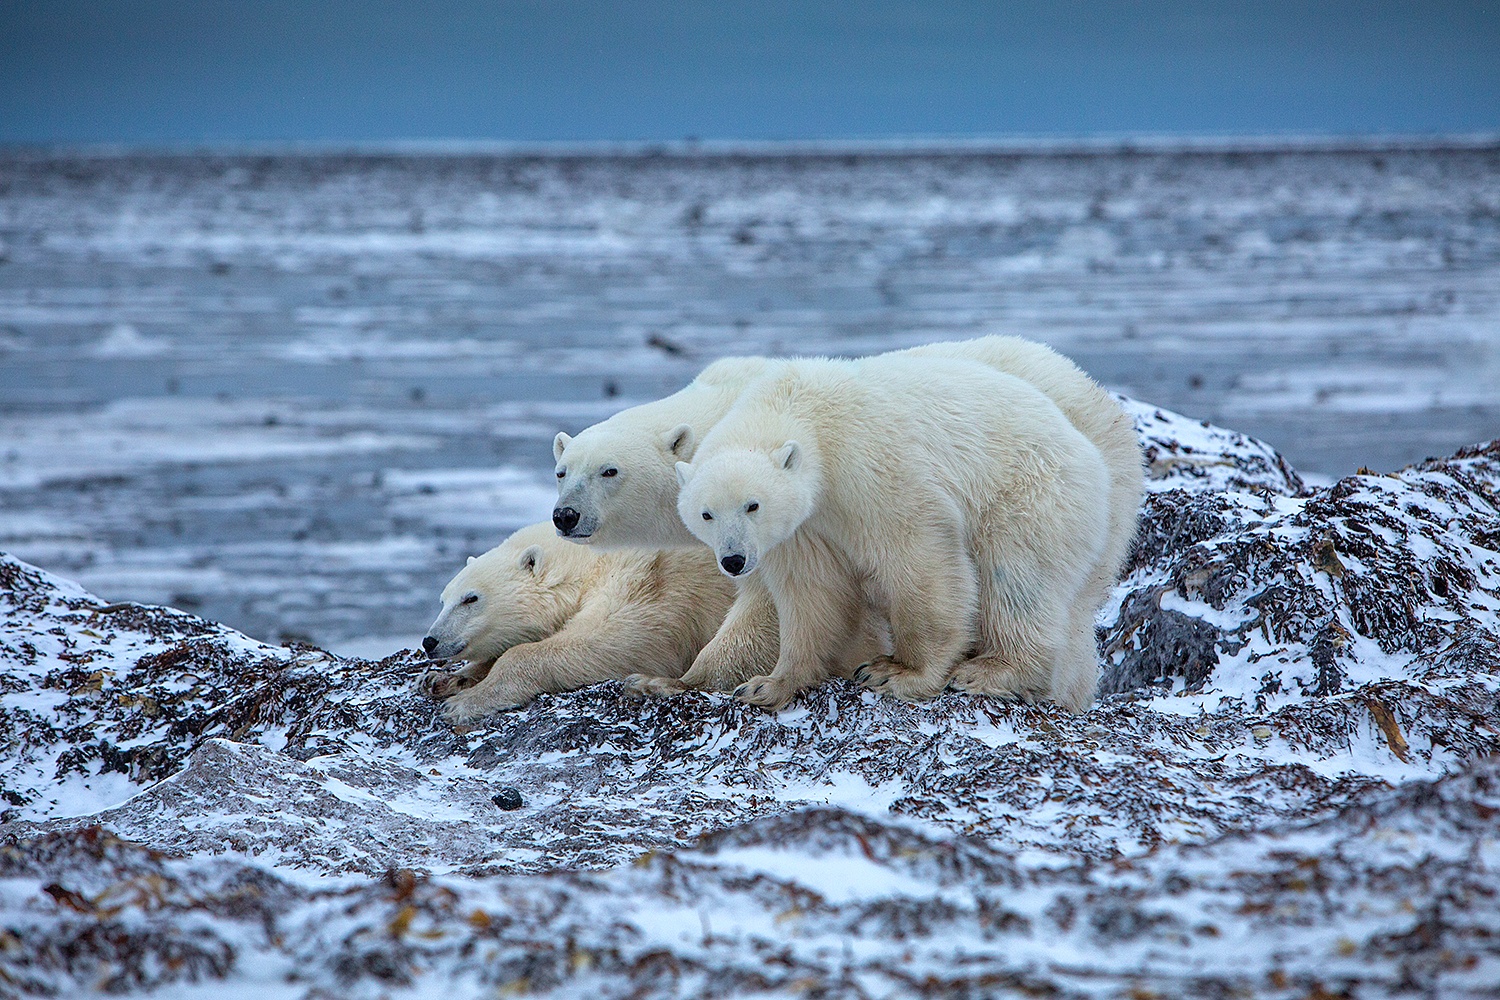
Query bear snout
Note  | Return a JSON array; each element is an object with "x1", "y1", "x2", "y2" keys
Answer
[
  {"x1": 422, "y1": 636, "x2": 438, "y2": 654},
  {"x1": 720, "y1": 553, "x2": 747, "y2": 576},
  {"x1": 552, "y1": 506, "x2": 581, "y2": 534}
]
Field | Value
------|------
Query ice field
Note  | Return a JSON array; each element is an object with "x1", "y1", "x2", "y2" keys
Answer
[{"x1": 1, "y1": 140, "x2": 1497, "y2": 654}]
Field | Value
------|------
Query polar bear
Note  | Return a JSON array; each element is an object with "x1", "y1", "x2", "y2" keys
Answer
[
  {"x1": 420, "y1": 522, "x2": 735, "y2": 722},
  {"x1": 675, "y1": 354, "x2": 1111, "y2": 712},
  {"x1": 551, "y1": 355, "x2": 780, "y2": 550},
  {"x1": 554, "y1": 336, "x2": 1141, "y2": 696},
  {"x1": 895, "y1": 337, "x2": 1143, "y2": 648}
]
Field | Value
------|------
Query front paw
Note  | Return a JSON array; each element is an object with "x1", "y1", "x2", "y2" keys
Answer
[
  {"x1": 733, "y1": 674, "x2": 794, "y2": 710},
  {"x1": 854, "y1": 654, "x2": 910, "y2": 690},
  {"x1": 622, "y1": 673, "x2": 689, "y2": 698},
  {"x1": 441, "y1": 689, "x2": 523, "y2": 724},
  {"x1": 420, "y1": 669, "x2": 474, "y2": 699},
  {"x1": 856, "y1": 655, "x2": 945, "y2": 701}
]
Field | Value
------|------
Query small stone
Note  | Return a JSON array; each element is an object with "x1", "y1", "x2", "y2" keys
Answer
[{"x1": 491, "y1": 788, "x2": 523, "y2": 811}]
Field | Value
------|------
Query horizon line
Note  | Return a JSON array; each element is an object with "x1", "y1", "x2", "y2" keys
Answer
[{"x1": 5, "y1": 131, "x2": 1500, "y2": 160}]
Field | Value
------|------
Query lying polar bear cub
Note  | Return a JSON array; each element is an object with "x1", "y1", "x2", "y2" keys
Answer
[
  {"x1": 420, "y1": 522, "x2": 734, "y2": 722},
  {"x1": 676, "y1": 354, "x2": 1111, "y2": 712}
]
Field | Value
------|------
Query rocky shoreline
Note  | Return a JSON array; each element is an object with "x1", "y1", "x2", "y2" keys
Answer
[{"x1": 3, "y1": 402, "x2": 1498, "y2": 997}]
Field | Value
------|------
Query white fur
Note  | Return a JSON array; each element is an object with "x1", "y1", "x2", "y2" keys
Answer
[
  {"x1": 677, "y1": 355, "x2": 1111, "y2": 713},
  {"x1": 421, "y1": 522, "x2": 734, "y2": 722},
  {"x1": 558, "y1": 336, "x2": 1141, "y2": 701},
  {"x1": 896, "y1": 337, "x2": 1144, "y2": 655},
  {"x1": 551, "y1": 356, "x2": 778, "y2": 549}
]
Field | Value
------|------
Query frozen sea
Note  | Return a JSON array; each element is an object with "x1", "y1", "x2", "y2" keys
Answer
[{"x1": 1, "y1": 140, "x2": 1498, "y2": 656}]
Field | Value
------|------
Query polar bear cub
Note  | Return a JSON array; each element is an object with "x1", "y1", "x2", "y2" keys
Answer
[
  {"x1": 676, "y1": 355, "x2": 1111, "y2": 712},
  {"x1": 420, "y1": 522, "x2": 734, "y2": 722}
]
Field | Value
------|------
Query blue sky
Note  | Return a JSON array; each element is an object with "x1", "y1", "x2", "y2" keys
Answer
[{"x1": 2, "y1": 1, "x2": 1497, "y2": 143}]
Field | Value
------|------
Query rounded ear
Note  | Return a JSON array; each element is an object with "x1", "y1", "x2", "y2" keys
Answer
[
  {"x1": 773, "y1": 440, "x2": 802, "y2": 471},
  {"x1": 675, "y1": 461, "x2": 693, "y2": 487},
  {"x1": 662, "y1": 423, "x2": 694, "y2": 457},
  {"x1": 518, "y1": 544, "x2": 543, "y2": 574},
  {"x1": 552, "y1": 431, "x2": 573, "y2": 464},
  {"x1": 466, "y1": 555, "x2": 477, "y2": 566}
]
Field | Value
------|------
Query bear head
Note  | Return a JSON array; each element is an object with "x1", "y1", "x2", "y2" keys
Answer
[
  {"x1": 552, "y1": 421, "x2": 697, "y2": 549},
  {"x1": 675, "y1": 441, "x2": 814, "y2": 578},
  {"x1": 423, "y1": 523, "x2": 591, "y2": 666}
]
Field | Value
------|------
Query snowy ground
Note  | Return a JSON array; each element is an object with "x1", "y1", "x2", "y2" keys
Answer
[
  {"x1": 2, "y1": 144, "x2": 1499, "y2": 995},
  {"x1": 1, "y1": 141, "x2": 1498, "y2": 657},
  {"x1": 2, "y1": 403, "x2": 1497, "y2": 998}
]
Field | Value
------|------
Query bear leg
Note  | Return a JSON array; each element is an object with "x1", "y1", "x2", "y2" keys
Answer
[
  {"x1": 621, "y1": 673, "x2": 689, "y2": 697},
  {"x1": 963, "y1": 558, "x2": 1097, "y2": 711},
  {"x1": 948, "y1": 654, "x2": 1047, "y2": 702},
  {"x1": 679, "y1": 578, "x2": 780, "y2": 691},
  {"x1": 442, "y1": 667, "x2": 539, "y2": 722},
  {"x1": 1048, "y1": 611, "x2": 1101, "y2": 713},
  {"x1": 856, "y1": 544, "x2": 978, "y2": 701},
  {"x1": 732, "y1": 672, "x2": 802, "y2": 709},
  {"x1": 735, "y1": 560, "x2": 866, "y2": 710}
]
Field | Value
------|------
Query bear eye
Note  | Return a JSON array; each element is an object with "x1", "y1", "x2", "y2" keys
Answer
[
  {"x1": 555, "y1": 469, "x2": 566, "y2": 479},
  {"x1": 601, "y1": 467, "x2": 618, "y2": 477},
  {"x1": 702, "y1": 511, "x2": 713, "y2": 521},
  {"x1": 746, "y1": 502, "x2": 759, "y2": 513},
  {"x1": 461, "y1": 594, "x2": 479, "y2": 605}
]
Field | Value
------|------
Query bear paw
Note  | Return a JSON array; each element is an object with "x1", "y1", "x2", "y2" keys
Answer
[
  {"x1": 622, "y1": 674, "x2": 688, "y2": 698},
  {"x1": 855, "y1": 655, "x2": 947, "y2": 701},
  {"x1": 948, "y1": 656, "x2": 1042, "y2": 703},
  {"x1": 733, "y1": 674, "x2": 795, "y2": 710},
  {"x1": 441, "y1": 689, "x2": 522, "y2": 724},
  {"x1": 419, "y1": 670, "x2": 475, "y2": 699}
]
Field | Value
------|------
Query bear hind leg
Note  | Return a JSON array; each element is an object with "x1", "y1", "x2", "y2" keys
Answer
[
  {"x1": 948, "y1": 654, "x2": 1048, "y2": 703},
  {"x1": 1048, "y1": 609, "x2": 1101, "y2": 713}
]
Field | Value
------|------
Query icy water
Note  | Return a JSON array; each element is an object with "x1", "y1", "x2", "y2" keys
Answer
[{"x1": 1, "y1": 142, "x2": 1498, "y2": 654}]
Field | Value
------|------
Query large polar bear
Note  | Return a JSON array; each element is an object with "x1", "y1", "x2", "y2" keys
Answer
[
  {"x1": 420, "y1": 522, "x2": 734, "y2": 722},
  {"x1": 551, "y1": 356, "x2": 779, "y2": 549},
  {"x1": 897, "y1": 338, "x2": 1143, "y2": 654},
  {"x1": 676, "y1": 354, "x2": 1111, "y2": 711},
  {"x1": 552, "y1": 336, "x2": 1142, "y2": 695}
]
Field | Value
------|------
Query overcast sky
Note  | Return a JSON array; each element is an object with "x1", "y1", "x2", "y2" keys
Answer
[{"x1": 2, "y1": 1, "x2": 1497, "y2": 144}]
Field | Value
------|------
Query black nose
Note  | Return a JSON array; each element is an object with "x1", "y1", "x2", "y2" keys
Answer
[
  {"x1": 553, "y1": 506, "x2": 580, "y2": 533},
  {"x1": 421, "y1": 636, "x2": 438, "y2": 654},
  {"x1": 721, "y1": 553, "x2": 746, "y2": 575}
]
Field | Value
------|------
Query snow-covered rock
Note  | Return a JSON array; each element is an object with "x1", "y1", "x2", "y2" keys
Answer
[
  {"x1": 2, "y1": 404, "x2": 1498, "y2": 997},
  {"x1": 1124, "y1": 396, "x2": 1307, "y2": 496}
]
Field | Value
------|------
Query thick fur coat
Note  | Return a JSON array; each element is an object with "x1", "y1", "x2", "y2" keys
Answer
[
  {"x1": 421, "y1": 522, "x2": 734, "y2": 721},
  {"x1": 553, "y1": 336, "x2": 1143, "y2": 708},
  {"x1": 677, "y1": 355, "x2": 1112, "y2": 712}
]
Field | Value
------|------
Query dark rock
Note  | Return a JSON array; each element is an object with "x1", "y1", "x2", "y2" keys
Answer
[{"x1": 491, "y1": 787, "x2": 523, "y2": 811}]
